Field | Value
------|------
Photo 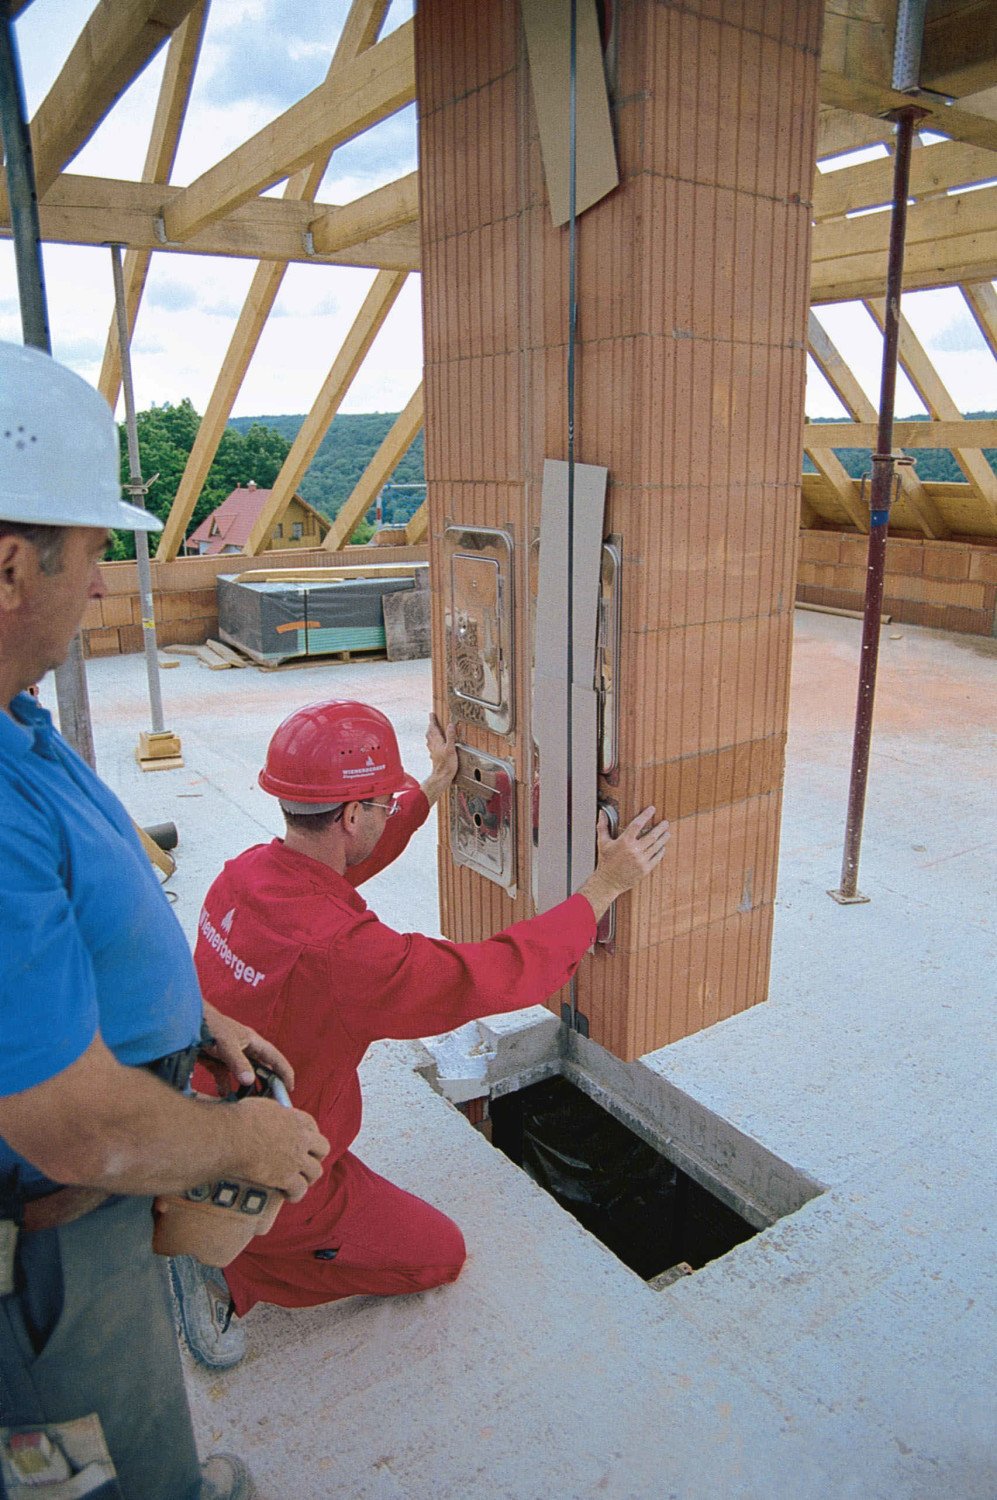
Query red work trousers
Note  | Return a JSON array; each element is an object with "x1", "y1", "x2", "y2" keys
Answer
[{"x1": 224, "y1": 1151, "x2": 467, "y2": 1317}]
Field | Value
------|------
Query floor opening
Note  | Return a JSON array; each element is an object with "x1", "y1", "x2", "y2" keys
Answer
[{"x1": 487, "y1": 1076, "x2": 758, "y2": 1283}]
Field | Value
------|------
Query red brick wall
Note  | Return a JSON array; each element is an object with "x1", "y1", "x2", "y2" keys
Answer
[
  {"x1": 798, "y1": 531, "x2": 997, "y2": 637},
  {"x1": 418, "y1": 0, "x2": 823, "y2": 1060},
  {"x1": 80, "y1": 543, "x2": 429, "y2": 657}
]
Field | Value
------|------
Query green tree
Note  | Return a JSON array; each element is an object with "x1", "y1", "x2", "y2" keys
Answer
[{"x1": 110, "y1": 401, "x2": 292, "y2": 559}]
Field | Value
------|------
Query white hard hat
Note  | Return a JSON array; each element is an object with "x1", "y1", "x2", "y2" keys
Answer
[{"x1": 0, "y1": 341, "x2": 162, "y2": 532}]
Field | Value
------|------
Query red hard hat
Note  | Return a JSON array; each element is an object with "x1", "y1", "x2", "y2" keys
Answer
[{"x1": 259, "y1": 700, "x2": 407, "y2": 803}]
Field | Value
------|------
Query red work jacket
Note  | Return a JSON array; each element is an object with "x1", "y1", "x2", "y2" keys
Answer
[{"x1": 193, "y1": 785, "x2": 596, "y2": 1262}]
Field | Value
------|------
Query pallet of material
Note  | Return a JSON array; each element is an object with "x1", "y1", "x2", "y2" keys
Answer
[
  {"x1": 217, "y1": 571, "x2": 419, "y2": 667},
  {"x1": 257, "y1": 645, "x2": 388, "y2": 672}
]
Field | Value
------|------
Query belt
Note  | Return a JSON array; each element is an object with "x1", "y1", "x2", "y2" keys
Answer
[{"x1": 20, "y1": 1187, "x2": 111, "y2": 1234}]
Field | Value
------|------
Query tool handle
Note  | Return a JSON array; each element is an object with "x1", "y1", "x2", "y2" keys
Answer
[{"x1": 269, "y1": 1076, "x2": 292, "y2": 1109}]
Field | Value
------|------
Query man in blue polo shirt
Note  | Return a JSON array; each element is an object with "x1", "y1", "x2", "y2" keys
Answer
[{"x1": 0, "y1": 342, "x2": 329, "y2": 1500}]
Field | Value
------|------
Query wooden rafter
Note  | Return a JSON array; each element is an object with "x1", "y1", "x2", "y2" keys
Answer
[
  {"x1": 807, "y1": 312, "x2": 950, "y2": 538},
  {"x1": 804, "y1": 447, "x2": 869, "y2": 531},
  {"x1": 160, "y1": 19, "x2": 414, "y2": 243},
  {"x1": 404, "y1": 498, "x2": 428, "y2": 545},
  {"x1": 812, "y1": 182, "x2": 997, "y2": 301},
  {"x1": 813, "y1": 139, "x2": 997, "y2": 223},
  {"x1": 155, "y1": 0, "x2": 393, "y2": 563},
  {"x1": 962, "y1": 278, "x2": 997, "y2": 357},
  {"x1": 97, "y1": 0, "x2": 208, "y2": 407},
  {"x1": 323, "y1": 384, "x2": 423, "y2": 551},
  {"x1": 242, "y1": 271, "x2": 408, "y2": 556},
  {"x1": 865, "y1": 295, "x2": 997, "y2": 524},
  {"x1": 310, "y1": 172, "x2": 419, "y2": 257},
  {"x1": 0, "y1": 0, "x2": 198, "y2": 213},
  {"x1": 816, "y1": 106, "x2": 894, "y2": 163}
]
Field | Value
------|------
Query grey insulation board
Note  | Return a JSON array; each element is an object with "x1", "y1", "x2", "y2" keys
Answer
[{"x1": 533, "y1": 459, "x2": 607, "y2": 914}]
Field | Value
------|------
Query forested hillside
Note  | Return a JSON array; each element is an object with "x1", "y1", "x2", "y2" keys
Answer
[
  {"x1": 113, "y1": 401, "x2": 992, "y2": 564},
  {"x1": 804, "y1": 411, "x2": 997, "y2": 481},
  {"x1": 228, "y1": 412, "x2": 426, "y2": 523}
]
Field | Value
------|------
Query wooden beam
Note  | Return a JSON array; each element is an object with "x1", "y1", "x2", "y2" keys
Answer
[
  {"x1": 803, "y1": 446, "x2": 870, "y2": 531},
  {"x1": 813, "y1": 140, "x2": 997, "y2": 223},
  {"x1": 242, "y1": 271, "x2": 408, "y2": 556},
  {"x1": 309, "y1": 171, "x2": 419, "y2": 256},
  {"x1": 404, "y1": 498, "x2": 429, "y2": 545},
  {"x1": 962, "y1": 278, "x2": 997, "y2": 358},
  {"x1": 811, "y1": 183, "x2": 997, "y2": 302},
  {"x1": 820, "y1": 1, "x2": 894, "y2": 94},
  {"x1": 1, "y1": 0, "x2": 199, "y2": 211},
  {"x1": 816, "y1": 106, "x2": 893, "y2": 163},
  {"x1": 922, "y1": 2, "x2": 997, "y2": 100},
  {"x1": 807, "y1": 312, "x2": 950, "y2": 538},
  {"x1": 97, "y1": 0, "x2": 208, "y2": 408},
  {"x1": 0, "y1": 172, "x2": 420, "y2": 270},
  {"x1": 160, "y1": 19, "x2": 414, "y2": 243},
  {"x1": 803, "y1": 418, "x2": 997, "y2": 448},
  {"x1": 808, "y1": 311, "x2": 874, "y2": 417},
  {"x1": 865, "y1": 296, "x2": 997, "y2": 524},
  {"x1": 819, "y1": 5, "x2": 997, "y2": 151},
  {"x1": 323, "y1": 385, "x2": 423, "y2": 551},
  {"x1": 155, "y1": 0, "x2": 393, "y2": 563},
  {"x1": 819, "y1": 80, "x2": 997, "y2": 153}
]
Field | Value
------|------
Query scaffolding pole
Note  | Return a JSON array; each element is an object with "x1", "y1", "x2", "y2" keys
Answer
[
  {"x1": 0, "y1": 7, "x2": 96, "y2": 766},
  {"x1": 108, "y1": 244, "x2": 183, "y2": 770},
  {"x1": 830, "y1": 106, "x2": 927, "y2": 905}
]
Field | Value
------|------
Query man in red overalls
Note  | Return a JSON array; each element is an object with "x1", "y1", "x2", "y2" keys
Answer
[{"x1": 173, "y1": 699, "x2": 671, "y2": 1367}]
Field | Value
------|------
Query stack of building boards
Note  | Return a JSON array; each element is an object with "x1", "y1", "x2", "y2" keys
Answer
[{"x1": 217, "y1": 566, "x2": 428, "y2": 666}]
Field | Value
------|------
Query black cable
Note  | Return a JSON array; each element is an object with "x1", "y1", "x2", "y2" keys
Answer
[{"x1": 566, "y1": 0, "x2": 579, "y2": 1028}]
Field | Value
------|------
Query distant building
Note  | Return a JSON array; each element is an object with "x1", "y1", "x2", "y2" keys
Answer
[{"x1": 186, "y1": 481, "x2": 327, "y2": 556}]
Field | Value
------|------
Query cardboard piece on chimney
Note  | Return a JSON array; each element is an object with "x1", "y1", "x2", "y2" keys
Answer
[{"x1": 522, "y1": 0, "x2": 619, "y2": 226}]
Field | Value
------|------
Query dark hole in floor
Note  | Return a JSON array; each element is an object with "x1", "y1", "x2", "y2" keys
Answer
[{"x1": 488, "y1": 1076, "x2": 757, "y2": 1282}]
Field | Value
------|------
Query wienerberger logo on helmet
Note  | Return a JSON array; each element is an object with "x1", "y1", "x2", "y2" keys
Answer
[{"x1": 342, "y1": 755, "x2": 386, "y2": 779}]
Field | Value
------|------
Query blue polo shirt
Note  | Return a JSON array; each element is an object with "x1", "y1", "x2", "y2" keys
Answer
[{"x1": 0, "y1": 693, "x2": 202, "y2": 1189}]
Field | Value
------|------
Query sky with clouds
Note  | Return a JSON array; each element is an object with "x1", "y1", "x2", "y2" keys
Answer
[{"x1": 1, "y1": 1, "x2": 996, "y2": 422}]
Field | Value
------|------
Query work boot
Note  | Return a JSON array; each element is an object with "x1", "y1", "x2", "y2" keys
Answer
[
  {"x1": 199, "y1": 1453, "x2": 254, "y2": 1499},
  {"x1": 170, "y1": 1255, "x2": 247, "y2": 1369}
]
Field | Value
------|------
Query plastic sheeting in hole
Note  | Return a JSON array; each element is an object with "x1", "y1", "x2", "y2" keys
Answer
[{"x1": 489, "y1": 1077, "x2": 755, "y2": 1280}]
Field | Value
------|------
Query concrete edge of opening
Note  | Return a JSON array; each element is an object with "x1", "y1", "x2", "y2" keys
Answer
[{"x1": 415, "y1": 1008, "x2": 824, "y2": 1232}]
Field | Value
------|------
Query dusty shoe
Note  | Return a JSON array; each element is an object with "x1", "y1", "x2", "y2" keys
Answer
[
  {"x1": 199, "y1": 1453, "x2": 254, "y2": 1499},
  {"x1": 170, "y1": 1255, "x2": 246, "y2": 1370}
]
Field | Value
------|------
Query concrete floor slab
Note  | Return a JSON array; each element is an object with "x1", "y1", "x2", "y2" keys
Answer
[{"x1": 71, "y1": 612, "x2": 996, "y2": 1499}]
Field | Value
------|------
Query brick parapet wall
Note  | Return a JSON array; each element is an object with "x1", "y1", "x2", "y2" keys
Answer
[
  {"x1": 797, "y1": 531, "x2": 997, "y2": 637},
  {"x1": 80, "y1": 543, "x2": 429, "y2": 657},
  {"x1": 82, "y1": 533, "x2": 997, "y2": 658}
]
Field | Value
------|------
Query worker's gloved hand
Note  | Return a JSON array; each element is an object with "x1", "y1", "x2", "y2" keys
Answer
[
  {"x1": 231, "y1": 1097, "x2": 330, "y2": 1202},
  {"x1": 199, "y1": 1000, "x2": 296, "y2": 1094},
  {"x1": 579, "y1": 808, "x2": 672, "y2": 922},
  {"x1": 422, "y1": 713, "x2": 459, "y2": 806}
]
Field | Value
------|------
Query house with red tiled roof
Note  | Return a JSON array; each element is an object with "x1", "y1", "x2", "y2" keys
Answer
[{"x1": 186, "y1": 481, "x2": 328, "y2": 556}]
